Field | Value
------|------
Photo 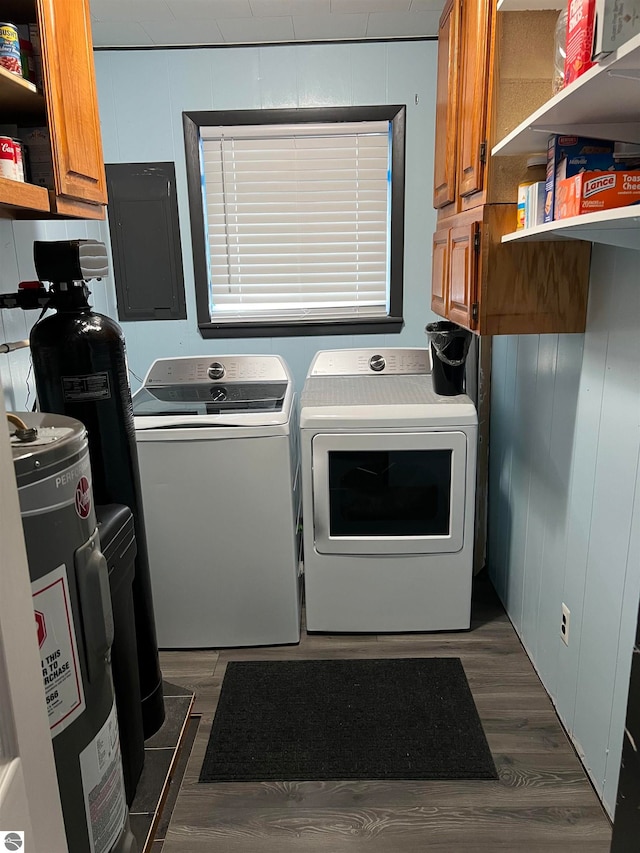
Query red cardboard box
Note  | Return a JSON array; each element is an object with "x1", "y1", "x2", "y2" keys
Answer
[
  {"x1": 565, "y1": 0, "x2": 596, "y2": 85},
  {"x1": 555, "y1": 170, "x2": 640, "y2": 218}
]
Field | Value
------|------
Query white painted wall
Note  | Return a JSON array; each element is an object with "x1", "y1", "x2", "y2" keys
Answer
[{"x1": 489, "y1": 243, "x2": 640, "y2": 817}]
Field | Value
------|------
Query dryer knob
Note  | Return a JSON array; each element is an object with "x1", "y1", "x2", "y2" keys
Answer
[
  {"x1": 208, "y1": 362, "x2": 225, "y2": 380},
  {"x1": 369, "y1": 354, "x2": 386, "y2": 372},
  {"x1": 210, "y1": 387, "x2": 227, "y2": 402}
]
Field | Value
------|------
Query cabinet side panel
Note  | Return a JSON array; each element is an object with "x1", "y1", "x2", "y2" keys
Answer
[{"x1": 483, "y1": 206, "x2": 591, "y2": 335}]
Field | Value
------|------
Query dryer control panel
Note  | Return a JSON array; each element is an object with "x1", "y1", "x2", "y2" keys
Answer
[{"x1": 308, "y1": 348, "x2": 431, "y2": 377}]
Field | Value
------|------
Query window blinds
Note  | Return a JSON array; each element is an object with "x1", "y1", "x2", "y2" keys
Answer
[{"x1": 200, "y1": 121, "x2": 391, "y2": 323}]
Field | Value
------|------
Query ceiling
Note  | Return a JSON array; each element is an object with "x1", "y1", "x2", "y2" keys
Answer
[{"x1": 89, "y1": 0, "x2": 443, "y2": 48}]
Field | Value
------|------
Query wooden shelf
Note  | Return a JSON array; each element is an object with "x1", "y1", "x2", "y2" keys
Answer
[
  {"x1": 0, "y1": 66, "x2": 44, "y2": 115},
  {"x1": 492, "y1": 32, "x2": 640, "y2": 156},
  {"x1": 501, "y1": 206, "x2": 640, "y2": 249},
  {"x1": 0, "y1": 176, "x2": 50, "y2": 214}
]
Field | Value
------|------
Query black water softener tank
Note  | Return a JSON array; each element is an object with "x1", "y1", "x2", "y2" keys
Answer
[
  {"x1": 28, "y1": 240, "x2": 164, "y2": 738},
  {"x1": 10, "y1": 411, "x2": 136, "y2": 853}
]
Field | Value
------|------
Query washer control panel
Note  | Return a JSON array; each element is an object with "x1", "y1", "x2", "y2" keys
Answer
[
  {"x1": 144, "y1": 355, "x2": 289, "y2": 386},
  {"x1": 310, "y1": 348, "x2": 431, "y2": 377}
]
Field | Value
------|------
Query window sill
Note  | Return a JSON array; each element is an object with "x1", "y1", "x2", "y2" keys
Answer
[{"x1": 198, "y1": 317, "x2": 404, "y2": 339}]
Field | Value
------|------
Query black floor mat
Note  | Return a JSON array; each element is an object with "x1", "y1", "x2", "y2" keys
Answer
[{"x1": 200, "y1": 658, "x2": 497, "y2": 782}]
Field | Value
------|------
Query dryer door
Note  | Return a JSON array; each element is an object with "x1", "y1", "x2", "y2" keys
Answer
[{"x1": 312, "y1": 431, "x2": 467, "y2": 555}]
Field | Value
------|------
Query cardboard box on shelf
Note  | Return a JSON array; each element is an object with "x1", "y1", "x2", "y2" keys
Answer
[
  {"x1": 525, "y1": 181, "x2": 546, "y2": 228},
  {"x1": 593, "y1": 0, "x2": 640, "y2": 58},
  {"x1": 555, "y1": 170, "x2": 640, "y2": 218},
  {"x1": 544, "y1": 135, "x2": 616, "y2": 221},
  {"x1": 565, "y1": 0, "x2": 597, "y2": 84},
  {"x1": 18, "y1": 127, "x2": 54, "y2": 189}
]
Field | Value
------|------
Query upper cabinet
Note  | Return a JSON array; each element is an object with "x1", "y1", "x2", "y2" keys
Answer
[
  {"x1": 433, "y1": 0, "x2": 492, "y2": 214},
  {"x1": 0, "y1": 0, "x2": 106, "y2": 220},
  {"x1": 433, "y1": 0, "x2": 460, "y2": 210},
  {"x1": 456, "y1": 0, "x2": 492, "y2": 201},
  {"x1": 431, "y1": 1, "x2": 593, "y2": 334}
]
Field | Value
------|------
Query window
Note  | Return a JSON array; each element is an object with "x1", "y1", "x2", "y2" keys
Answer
[{"x1": 183, "y1": 106, "x2": 406, "y2": 338}]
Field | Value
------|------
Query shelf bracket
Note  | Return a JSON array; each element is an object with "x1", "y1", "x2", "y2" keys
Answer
[{"x1": 607, "y1": 69, "x2": 640, "y2": 81}]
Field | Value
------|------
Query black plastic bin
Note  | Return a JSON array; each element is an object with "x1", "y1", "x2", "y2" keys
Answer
[
  {"x1": 425, "y1": 321, "x2": 472, "y2": 396},
  {"x1": 97, "y1": 504, "x2": 145, "y2": 806}
]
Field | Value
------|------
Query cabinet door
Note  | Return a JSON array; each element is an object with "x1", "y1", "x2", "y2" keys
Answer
[
  {"x1": 448, "y1": 221, "x2": 479, "y2": 329},
  {"x1": 432, "y1": 0, "x2": 460, "y2": 209},
  {"x1": 431, "y1": 228, "x2": 450, "y2": 317},
  {"x1": 39, "y1": 0, "x2": 107, "y2": 206},
  {"x1": 457, "y1": 0, "x2": 492, "y2": 199}
]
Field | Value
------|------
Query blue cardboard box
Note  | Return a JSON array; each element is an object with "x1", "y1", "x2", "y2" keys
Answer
[{"x1": 544, "y1": 135, "x2": 616, "y2": 222}]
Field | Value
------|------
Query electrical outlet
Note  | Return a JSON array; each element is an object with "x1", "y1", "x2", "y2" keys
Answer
[{"x1": 561, "y1": 603, "x2": 570, "y2": 646}]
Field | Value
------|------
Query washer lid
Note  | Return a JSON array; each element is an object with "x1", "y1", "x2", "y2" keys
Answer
[{"x1": 132, "y1": 381, "x2": 288, "y2": 417}]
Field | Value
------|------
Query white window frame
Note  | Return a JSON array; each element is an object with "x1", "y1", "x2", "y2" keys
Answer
[{"x1": 183, "y1": 106, "x2": 406, "y2": 339}]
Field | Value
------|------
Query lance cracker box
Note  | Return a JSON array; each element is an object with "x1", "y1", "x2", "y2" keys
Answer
[{"x1": 555, "y1": 170, "x2": 640, "y2": 218}]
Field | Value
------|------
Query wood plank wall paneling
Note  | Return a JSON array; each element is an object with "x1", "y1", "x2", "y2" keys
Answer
[
  {"x1": 488, "y1": 243, "x2": 640, "y2": 817},
  {"x1": 0, "y1": 219, "x2": 25, "y2": 410}
]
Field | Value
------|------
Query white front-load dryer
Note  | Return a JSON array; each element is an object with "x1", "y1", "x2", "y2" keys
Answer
[{"x1": 300, "y1": 348, "x2": 477, "y2": 633}]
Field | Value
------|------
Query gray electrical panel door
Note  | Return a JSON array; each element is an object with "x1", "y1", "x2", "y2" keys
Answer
[{"x1": 106, "y1": 163, "x2": 187, "y2": 321}]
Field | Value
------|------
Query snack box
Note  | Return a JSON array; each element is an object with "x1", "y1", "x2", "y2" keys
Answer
[
  {"x1": 593, "y1": 0, "x2": 640, "y2": 58},
  {"x1": 525, "y1": 181, "x2": 546, "y2": 229},
  {"x1": 544, "y1": 135, "x2": 616, "y2": 222},
  {"x1": 565, "y1": 0, "x2": 597, "y2": 85},
  {"x1": 555, "y1": 170, "x2": 640, "y2": 218}
]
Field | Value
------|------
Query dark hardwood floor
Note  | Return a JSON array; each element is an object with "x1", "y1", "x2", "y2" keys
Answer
[{"x1": 156, "y1": 575, "x2": 612, "y2": 852}]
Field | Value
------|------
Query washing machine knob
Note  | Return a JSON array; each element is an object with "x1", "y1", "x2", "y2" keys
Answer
[
  {"x1": 210, "y1": 387, "x2": 227, "y2": 402},
  {"x1": 208, "y1": 362, "x2": 225, "y2": 380},
  {"x1": 369, "y1": 354, "x2": 386, "y2": 372}
]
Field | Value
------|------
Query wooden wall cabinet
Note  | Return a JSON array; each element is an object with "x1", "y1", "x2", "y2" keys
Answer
[
  {"x1": 431, "y1": 4, "x2": 592, "y2": 334},
  {"x1": 433, "y1": 0, "x2": 492, "y2": 216},
  {"x1": 0, "y1": 0, "x2": 106, "y2": 220}
]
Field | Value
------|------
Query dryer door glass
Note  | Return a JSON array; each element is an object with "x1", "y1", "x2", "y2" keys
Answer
[
  {"x1": 328, "y1": 449, "x2": 452, "y2": 538},
  {"x1": 312, "y1": 431, "x2": 467, "y2": 555}
]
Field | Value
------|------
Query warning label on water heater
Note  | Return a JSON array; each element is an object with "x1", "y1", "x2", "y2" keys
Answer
[
  {"x1": 80, "y1": 700, "x2": 127, "y2": 853},
  {"x1": 62, "y1": 372, "x2": 112, "y2": 402},
  {"x1": 31, "y1": 564, "x2": 85, "y2": 736}
]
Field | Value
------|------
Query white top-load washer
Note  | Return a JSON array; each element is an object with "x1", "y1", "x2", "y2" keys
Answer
[
  {"x1": 300, "y1": 348, "x2": 477, "y2": 633},
  {"x1": 132, "y1": 354, "x2": 301, "y2": 648}
]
